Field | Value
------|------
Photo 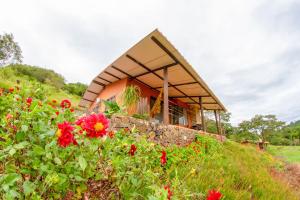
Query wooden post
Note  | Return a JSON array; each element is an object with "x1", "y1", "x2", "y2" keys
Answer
[
  {"x1": 199, "y1": 97, "x2": 206, "y2": 131},
  {"x1": 214, "y1": 110, "x2": 220, "y2": 134},
  {"x1": 218, "y1": 110, "x2": 222, "y2": 135},
  {"x1": 163, "y1": 67, "x2": 169, "y2": 124}
]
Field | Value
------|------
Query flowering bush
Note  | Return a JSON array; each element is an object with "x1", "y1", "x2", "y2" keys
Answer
[{"x1": 0, "y1": 85, "x2": 223, "y2": 199}]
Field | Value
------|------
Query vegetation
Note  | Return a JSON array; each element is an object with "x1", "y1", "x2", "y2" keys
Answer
[
  {"x1": 267, "y1": 145, "x2": 300, "y2": 163},
  {"x1": 0, "y1": 33, "x2": 22, "y2": 66},
  {"x1": 103, "y1": 101, "x2": 123, "y2": 118},
  {"x1": 63, "y1": 82, "x2": 87, "y2": 96},
  {"x1": 207, "y1": 113, "x2": 300, "y2": 146},
  {"x1": 121, "y1": 85, "x2": 140, "y2": 112},
  {"x1": 0, "y1": 65, "x2": 87, "y2": 107},
  {"x1": 0, "y1": 85, "x2": 299, "y2": 199}
]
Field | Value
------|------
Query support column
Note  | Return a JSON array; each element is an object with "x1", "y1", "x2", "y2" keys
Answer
[
  {"x1": 199, "y1": 97, "x2": 206, "y2": 131},
  {"x1": 214, "y1": 110, "x2": 220, "y2": 134},
  {"x1": 218, "y1": 110, "x2": 222, "y2": 135},
  {"x1": 163, "y1": 67, "x2": 169, "y2": 124}
]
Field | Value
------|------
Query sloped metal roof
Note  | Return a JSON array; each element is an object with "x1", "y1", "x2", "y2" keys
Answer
[{"x1": 80, "y1": 29, "x2": 226, "y2": 111}]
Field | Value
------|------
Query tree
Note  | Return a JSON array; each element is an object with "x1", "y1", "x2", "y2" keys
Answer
[
  {"x1": 245, "y1": 115, "x2": 285, "y2": 142},
  {"x1": 0, "y1": 33, "x2": 22, "y2": 66}
]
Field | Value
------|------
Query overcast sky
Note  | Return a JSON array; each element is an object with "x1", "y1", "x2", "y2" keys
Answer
[{"x1": 1, "y1": 0, "x2": 299, "y2": 124}]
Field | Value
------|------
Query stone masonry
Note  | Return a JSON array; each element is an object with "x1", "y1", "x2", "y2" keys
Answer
[{"x1": 109, "y1": 115, "x2": 226, "y2": 146}]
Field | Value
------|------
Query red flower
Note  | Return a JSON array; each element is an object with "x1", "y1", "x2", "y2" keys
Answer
[
  {"x1": 129, "y1": 144, "x2": 137, "y2": 156},
  {"x1": 207, "y1": 189, "x2": 222, "y2": 200},
  {"x1": 26, "y1": 97, "x2": 33, "y2": 106},
  {"x1": 80, "y1": 113, "x2": 109, "y2": 138},
  {"x1": 75, "y1": 116, "x2": 86, "y2": 129},
  {"x1": 161, "y1": 151, "x2": 167, "y2": 165},
  {"x1": 6, "y1": 113, "x2": 13, "y2": 121},
  {"x1": 56, "y1": 121, "x2": 76, "y2": 147},
  {"x1": 9, "y1": 87, "x2": 14, "y2": 93},
  {"x1": 164, "y1": 185, "x2": 172, "y2": 200},
  {"x1": 70, "y1": 108, "x2": 75, "y2": 112},
  {"x1": 55, "y1": 111, "x2": 59, "y2": 116},
  {"x1": 60, "y1": 99, "x2": 71, "y2": 109}
]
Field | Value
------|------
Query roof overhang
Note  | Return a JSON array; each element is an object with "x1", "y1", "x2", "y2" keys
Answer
[{"x1": 80, "y1": 29, "x2": 226, "y2": 111}]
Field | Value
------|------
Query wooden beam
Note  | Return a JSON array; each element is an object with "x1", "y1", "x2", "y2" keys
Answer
[
  {"x1": 133, "y1": 62, "x2": 177, "y2": 78},
  {"x1": 214, "y1": 110, "x2": 220, "y2": 135},
  {"x1": 104, "y1": 71, "x2": 121, "y2": 80},
  {"x1": 199, "y1": 97, "x2": 206, "y2": 131},
  {"x1": 82, "y1": 98, "x2": 94, "y2": 102},
  {"x1": 92, "y1": 80, "x2": 105, "y2": 87},
  {"x1": 163, "y1": 67, "x2": 169, "y2": 124},
  {"x1": 187, "y1": 102, "x2": 218, "y2": 104},
  {"x1": 87, "y1": 90, "x2": 99, "y2": 95},
  {"x1": 151, "y1": 36, "x2": 222, "y2": 109},
  {"x1": 110, "y1": 65, "x2": 159, "y2": 92},
  {"x1": 169, "y1": 95, "x2": 210, "y2": 98},
  {"x1": 127, "y1": 54, "x2": 198, "y2": 104},
  {"x1": 97, "y1": 76, "x2": 112, "y2": 83},
  {"x1": 155, "y1": 81, "x2": 198, "y2": 89}
]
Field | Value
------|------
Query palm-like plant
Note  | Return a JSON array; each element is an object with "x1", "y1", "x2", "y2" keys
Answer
[{"x1": 121, "y1": 85, "x2": 141, "y2": 113}]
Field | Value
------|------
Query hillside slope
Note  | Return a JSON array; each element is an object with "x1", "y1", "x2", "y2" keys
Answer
[
  {"x1": 0, "y1": 64, "x2": 84, "y2": 106},
  {"x1": 0, "y1": 66, "x2": 299, "y2": 199}
]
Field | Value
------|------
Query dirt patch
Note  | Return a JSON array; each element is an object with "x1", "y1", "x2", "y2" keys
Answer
[
  {"x1": 270, "y1": 163, "x2": 300, "y2": 192},
  {"x1": 64, "y1": 179, "x2": 121, "y2": 200}
]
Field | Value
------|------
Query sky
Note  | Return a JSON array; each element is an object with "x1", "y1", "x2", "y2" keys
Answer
[{"x1": 1, "y1": 0, "x2": 299, "y2": 124}]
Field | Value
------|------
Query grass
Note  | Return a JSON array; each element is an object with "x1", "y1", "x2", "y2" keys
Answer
[
  {"x1": 267, "y1": 145, "x2": 300, "y2": 163},
  {"x1": 0, "y1": 68, "x2": 81, "y2": 107},
  {"x1": 179, "y1": 140, "x2": 298, "y2": 199}
]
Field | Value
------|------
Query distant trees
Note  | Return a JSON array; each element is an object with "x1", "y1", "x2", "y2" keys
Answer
[
  {"x1": 0, "y1": 33, "x2": 22, "y2": 66},
  {"x1": 227, "y1": 114, "x2": 300, "y2": 146},
  {"x1": 205, "y1": 112, "x2": 234, "y2": 135},
  {"x1": 0, "y1": 64, "x2": 87, "y2": 96},
  {"x1": 63, "y1": 82, "x2": 87, "y2": 96},
  {"x1": 2, "y1": 64, "x2": 65, "y2": 89}
]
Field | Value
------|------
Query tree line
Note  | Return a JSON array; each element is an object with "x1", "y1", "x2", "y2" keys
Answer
[{"x1": 206, "y1": 113, "x2": 300, "y2": 146}]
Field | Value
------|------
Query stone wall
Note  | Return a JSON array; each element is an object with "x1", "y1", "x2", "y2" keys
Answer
[{"x1": 109, "y1": 115, "x2": 226, "y2": 146}]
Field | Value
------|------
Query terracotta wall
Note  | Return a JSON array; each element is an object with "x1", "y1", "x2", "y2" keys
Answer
[
  {"x1": 89, "y1": 78, "x2": 128, "y2": 112},
  {"x1": 89, "y1": 78, "x2": 196, "y2": 127}
]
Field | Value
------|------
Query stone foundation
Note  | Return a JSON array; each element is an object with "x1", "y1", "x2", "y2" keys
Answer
[{"x1": 109, "y1": 115, "x2": 226, "y2": 146}]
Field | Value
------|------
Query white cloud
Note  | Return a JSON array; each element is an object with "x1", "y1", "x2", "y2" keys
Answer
[{"x1": 1, "y1": 0, "x2": 299, "y2": 124}]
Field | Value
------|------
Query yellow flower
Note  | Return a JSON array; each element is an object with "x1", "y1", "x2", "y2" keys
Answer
[
  {"x1": 94, "y1": 122, "x2": 104, "y2": 131},
  {"x1": 56, "y1": 129, "x2": 62, "y2": 137}
]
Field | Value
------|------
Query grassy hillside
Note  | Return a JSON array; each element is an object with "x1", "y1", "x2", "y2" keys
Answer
[
  {"x1": 1, "y1": 65, "x2": 299, "y2": 199},
  {"x1": 267, "y1": 145, "x2": 300, "y2": 163},
  {"x1": 0, "y1": 64, "x2": 84, "y2": 106}
]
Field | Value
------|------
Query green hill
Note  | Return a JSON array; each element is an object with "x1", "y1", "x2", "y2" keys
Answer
[{"x1": 0, "y1": 64, "x2": 87, "y2": 107}]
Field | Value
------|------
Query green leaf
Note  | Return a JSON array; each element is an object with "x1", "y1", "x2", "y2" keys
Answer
[
  {"x1": 54, "y1": 157, "x2": 62, "y2": 165},
  {"x1": 14, "y1": 141, "x2": 29, "y2": 149},
  {"x1": 16, "y1": 132, "x2": 25, "y2": 142},
  {"x1": 33, "y1": 145, "x2": 45, "y2": 156},
  {"x1": 78, "y1": 156, "x2": 87, "y2": 171},
  {"x1": 21, "y1": 125, "x2": 28, "y2": 132},
  {"x1": 9, "y1": 148, "x2": 16, "y2": 156},
  {"x1": 23, "y1": 180, "x2": 35, "y2": 196},
  {"x1": 2, "y1": 173, "x2": 21, "y2": 187}
]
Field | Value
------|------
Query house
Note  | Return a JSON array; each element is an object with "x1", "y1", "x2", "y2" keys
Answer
[{"x1": 79, "y1": 29, "x2": 226, "y2": 132}]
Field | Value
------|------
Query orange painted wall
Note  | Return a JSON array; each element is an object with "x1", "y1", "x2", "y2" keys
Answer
[
  {"x1": 89, "y1": 78, "x2": 195, "y2": 127},
  {"x1": 89, "y1": 78, "x2": 128, "y2": 111}
]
